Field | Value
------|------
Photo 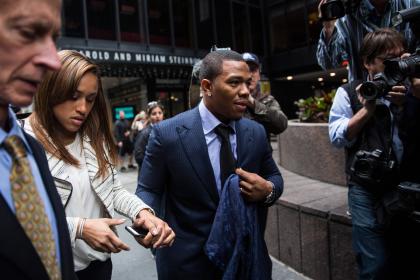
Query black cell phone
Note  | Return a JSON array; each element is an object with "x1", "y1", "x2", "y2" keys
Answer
[{"x1": 125, "y1": 225, "x2": 148, "y2": 238}]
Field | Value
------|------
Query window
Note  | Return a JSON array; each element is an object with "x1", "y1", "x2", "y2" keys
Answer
[
  {"x1": 233, "y1": 3, "x2": 249, "y2": 53},
  {"x1": 148, "y1": 0, "x2": 171, "y2": 45},
  {"x1": 173, "y1": 0, "x2": 193, "y2": 47},
  {"x1": 63, "y1": 0, "x2": 85, "y2": 38},
  {"x1": 86, "y1": 0, "x2": 116, "y2": 40},
  {"x1": 119, "y1": 0, "x2": 144, "y2": 42},
  {"x1": 215, "y1": 0, "x2": 233, "y2": 48},
  {"x1": 249, "y1": 0, "x2": 260, "y2": 6},
  {"x1": 195, "y1": 0, "x2": 214, "y2": 50},
  {"x1": 286, "y1": 2, "x2": 307, "y2": 48},
  {"x1": 249, "y1": 7, "x2": 263, "y2": 55},
  {"x1": 307, "y1": 0, "x2": 322, "y2": 44},
  {"x1": 269, "y1": 5, "x2": 287, "y2": 53}
]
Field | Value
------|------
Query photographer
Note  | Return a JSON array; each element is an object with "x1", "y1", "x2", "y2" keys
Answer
[
  {"x1": 329, "y1": 28, "x2": 420, "y2": 279},
  {"x1": 317, "y1": 0, "x2": 420, "y2": 82}
]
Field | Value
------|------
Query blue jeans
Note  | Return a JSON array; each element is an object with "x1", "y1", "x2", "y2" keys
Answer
[{"x1": 348, "y1": 184, "x2": 389, "y2": 280}]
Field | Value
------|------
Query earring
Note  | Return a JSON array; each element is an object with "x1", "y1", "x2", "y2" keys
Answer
[{"x1": 207, "y1": 92, "x2": 212, "y2": 97}]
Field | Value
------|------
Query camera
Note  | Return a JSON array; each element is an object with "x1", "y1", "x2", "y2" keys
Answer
[
  {"x1": 320, "y1": 0, "x2": 360, "y2": 21},
  {"x1": 359, "y1": 73, "x2": 390, "y2": 101},
  {"x1": 397, "y1": 182, "x2": 420, "y2": 223},
  {"x1": 359, "y1": 49, "x2": 420, "y2": 100},
  {"x1": 210, "y1": 45, "x2": 231, "y2": 52},
  {"x1": 351, "y1": 149, "x2": 396, "y2": 185},
  {"x1": 392, "y1": 6, "x2": 420, "y2": 39}
]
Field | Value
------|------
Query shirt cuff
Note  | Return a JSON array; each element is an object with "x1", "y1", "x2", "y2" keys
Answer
[{"x1": 134, "y1": 207, "x2": 155, "y2": 221}]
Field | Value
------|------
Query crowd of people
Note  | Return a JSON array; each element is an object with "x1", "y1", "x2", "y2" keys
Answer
[{"x1": 0, "y1": 0, "x2": 420, "y2": 280}]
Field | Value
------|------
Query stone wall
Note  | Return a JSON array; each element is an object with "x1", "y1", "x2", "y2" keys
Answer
[{"x1": 278, "y1": 121, "x2": 346, "y2": 186}]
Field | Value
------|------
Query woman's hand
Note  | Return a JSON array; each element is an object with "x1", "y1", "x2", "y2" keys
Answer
[{"x1": 81, "y1": 218, "x2": 130, "y2": 253}]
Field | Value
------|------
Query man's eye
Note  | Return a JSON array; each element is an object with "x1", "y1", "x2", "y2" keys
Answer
[
  {"x1": 20, "y1": 29, "x2": 37, "y2": 40},
  {"x1": 230, "y1": 81, "x2": 239, "y2": 86}
]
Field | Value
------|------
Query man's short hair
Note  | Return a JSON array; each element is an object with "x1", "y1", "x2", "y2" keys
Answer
[
  {"x1": 359, "y1": 28, "x2": 406, "y2": 65},
  {"x1": 199, "y1": 50, "x2": 245, "y2": 82}
]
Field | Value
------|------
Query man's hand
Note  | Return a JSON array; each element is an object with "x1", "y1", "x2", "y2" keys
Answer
[
  {"x1": 345, "y1": 84, "x2": 376, "y2": 141},
  {"x1": 356, "y1": 84, "x2": 376, "y2": 113},
  {"x1": 411, "y1": 78, "x2": 420, "y2": 99},
  {"x1": 82, "y1": 218, "x2": 130, "y2": 253},
  {"x1": 236, "y1": 168, "x2": 272, "y2": 202},
  {"x1": 245, "y1": 94, "x2": 256, "y2": 110},
  {"x1": 387, "y1": 85, "x2": 406, "y2": 106},
  {"x1": 132, "y1": 209, "x2": 175, "y2": 249}
]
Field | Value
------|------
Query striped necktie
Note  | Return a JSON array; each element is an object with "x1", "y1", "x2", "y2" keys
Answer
[{"x1": 4, "y1": 135, "x2": 61, "y2": 280}]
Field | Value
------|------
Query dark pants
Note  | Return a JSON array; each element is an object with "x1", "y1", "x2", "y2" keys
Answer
[
  {"x1": 349, "y1": 184, "x2": 420, "y2": 280},
  {"x1": 76, "y1": 258, "x2": 112, "y2": 280},
  {"x1": 348, "y1": 184, "x2": 389, "y2": 280}
]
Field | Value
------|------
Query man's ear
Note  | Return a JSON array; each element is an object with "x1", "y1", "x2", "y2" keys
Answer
[{"x1": 201, "y1": 79, "x2": 212, "y2": 96}]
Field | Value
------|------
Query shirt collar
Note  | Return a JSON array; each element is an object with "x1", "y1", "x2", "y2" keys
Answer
[
  {"x1": 198, "y1": 101, "x2": 236, "y2": 135},
  {"x1": 0, "y1": 107, "x2": 33, "y2": 154}
]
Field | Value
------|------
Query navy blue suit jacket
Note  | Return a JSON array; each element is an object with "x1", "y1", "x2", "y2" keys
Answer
[
  {"x1": 136, "y1": 107, "x2": 283, "y2": 280},
  {"x1": 0, "y1": 131, "x2": 76, "y2": 280}
]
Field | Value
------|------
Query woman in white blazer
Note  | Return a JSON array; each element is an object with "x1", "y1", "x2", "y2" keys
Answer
[{"x1": 25, "y1": 50, "x2": 175, "y2": 279}]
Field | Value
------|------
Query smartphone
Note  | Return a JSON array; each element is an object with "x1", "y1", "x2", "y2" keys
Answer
[{"x1": 125, "y1": 225, "x2": 148, "y2": 238}]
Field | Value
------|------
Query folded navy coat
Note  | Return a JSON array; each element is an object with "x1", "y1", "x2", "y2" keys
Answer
[{"x1": 204, "y1": 174, "x2": 272, "y2": 280}]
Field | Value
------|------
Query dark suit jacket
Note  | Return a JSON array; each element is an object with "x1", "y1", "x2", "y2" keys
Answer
[
  {"x1": 0, "y1": 131, "x2": 76, "y2": 280},
  {"x1": 136, "y1": 107, "x2": 283, "y2": 280}
]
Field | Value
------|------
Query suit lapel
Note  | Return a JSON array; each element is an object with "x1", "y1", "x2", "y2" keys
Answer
[
  {"x1": 0, "y1": 194, "x2": 49, "y2": 279},
  {"x1": 235, "y1": 119, "x2": 254, "y2": 167},
  {"x1": 20, "y1": 133, "x2": 66, "y2": 279},
  {"x1": 177, "y1": 108, "x2": 219, "y2": 204}
]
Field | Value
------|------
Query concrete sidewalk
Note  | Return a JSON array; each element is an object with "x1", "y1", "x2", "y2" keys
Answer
[{"x1": 111, "y1": 169, "x2": 310, "y2": 280}]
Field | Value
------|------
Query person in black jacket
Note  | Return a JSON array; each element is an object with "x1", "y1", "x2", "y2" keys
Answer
[
  {"x1": 0, "y1": 0, "x2": 77, "y2": 279},
  {"x1": 114, "y1": 110, "x2": 135, "y2": 172},
  {"x1": 134, "y1": 102, "x2": 164, "y2": 173}
]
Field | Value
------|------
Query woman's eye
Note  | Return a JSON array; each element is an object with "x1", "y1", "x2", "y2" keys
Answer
[{"x1": 87, "y1": 96, "x2": 96, "y2": 103}]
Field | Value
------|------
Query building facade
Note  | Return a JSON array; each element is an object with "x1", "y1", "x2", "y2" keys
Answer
[{"x1": 58, "y1": 0, "x2": 345, "y2": 119}]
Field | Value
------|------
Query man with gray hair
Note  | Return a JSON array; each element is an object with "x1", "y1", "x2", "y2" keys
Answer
[{"x1": 0, "y1": 0, "x2": 77, "y2": 278}]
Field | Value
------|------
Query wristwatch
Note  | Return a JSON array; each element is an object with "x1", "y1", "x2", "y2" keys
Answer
[{"x1": 264, "y1": 181, "x2": 275, "y2": 204}]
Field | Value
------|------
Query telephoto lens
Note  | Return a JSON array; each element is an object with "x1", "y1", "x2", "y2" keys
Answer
[{"x1": 359, "y1": 74, "x2": 389, "y2": 101}]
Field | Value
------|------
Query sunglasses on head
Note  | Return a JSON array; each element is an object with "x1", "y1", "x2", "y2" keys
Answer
[{"x1": 147, "y1": 101, "x2": 158, "y2": 109}]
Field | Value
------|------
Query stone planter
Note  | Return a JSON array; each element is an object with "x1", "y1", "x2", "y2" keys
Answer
[{"x1": 278, "y1": 120, "x2": 346, "y2": 186}]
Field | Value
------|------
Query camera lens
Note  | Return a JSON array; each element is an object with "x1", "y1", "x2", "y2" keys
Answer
[
  {"x1": 320, "y1": 0, "x2": 345, "y2": 21},
  {"x1": 359, "y1": 82, "x2": 378, "y2": 101}
]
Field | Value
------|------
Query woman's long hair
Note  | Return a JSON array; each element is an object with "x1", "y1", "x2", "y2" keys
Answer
[{"x1": 31, "y1": 50, "x2": 117, "y2": 179}]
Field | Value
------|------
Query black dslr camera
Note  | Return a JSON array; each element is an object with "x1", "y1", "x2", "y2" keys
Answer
[
  {"x1": 359, "y1": 49, "x2": 420, "y2": 100},
  {"x1": 359, "y1": 5, "x2": 420, "y2": 100},
  {"x1": 351, "y1": 149, "x2": 396, "y2": 185},
  {"x1": 210, "y1": 45, "x2": 231, "y2": 52},
  {"x1": 397, "y1": 182, "x2": 420, "y2": 223},
  {"x1": 320, "y1": 0, "x2": 361, "y2": 21}
]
